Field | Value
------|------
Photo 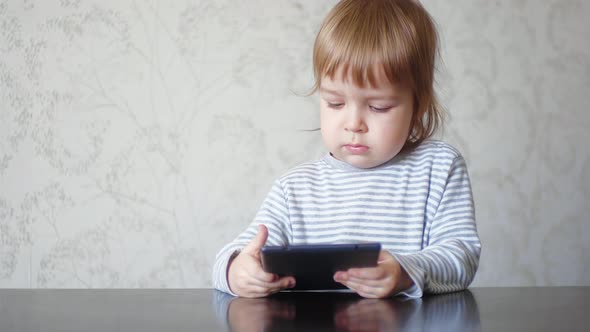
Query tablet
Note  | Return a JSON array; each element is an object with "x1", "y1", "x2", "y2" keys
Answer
[{"x1": 261, "y1": 242, "x2": 381, "y2": 290}]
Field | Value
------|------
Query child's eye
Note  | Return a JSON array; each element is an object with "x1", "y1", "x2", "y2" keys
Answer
[
  {"x1": 327, "y1": 102, "x2": 344, "y2": 109},
  {"x1": 370, "y1": 106, "x2": 392, "y2": 113}
]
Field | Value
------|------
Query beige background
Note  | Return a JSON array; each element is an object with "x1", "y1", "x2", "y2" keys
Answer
[{"x1": 1, "y1": 0, "x2": 589, "y2": 288}]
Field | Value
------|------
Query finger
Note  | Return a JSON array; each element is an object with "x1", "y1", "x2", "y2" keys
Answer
[
  {"x1": 250, "y1": 268, "x2": 279, "y2": 283},
  {"x1": 249, "y1": 276, "x2": 296, "y2": 290},
  {"x1": 244, "y1": 277, "x2": 296, "y2": 297},
  {"x1": 347, "y1": 266, "x2": 385, "y2": 280},
  {"x1": 265, "y1": 281, "x2": 292, "y2": 295},
  {"x1": 333, "y1": 271, "x2": 348, "y2": 282},
  {"x1": 343, "y1": 276, "x2": 385, "y2": 288},
  {"x1": 277, "y1": 276, "x2": 296, "y2": 289},
  {"x1": 334, "y1": 272, "x2": 384, "y2": 289},
  {"x1": 340, "y1": 279, "x2": 382, "y2": 298},
  {"x1": 235, "y1": 276, "x2": 277, "y2": 298},
  {"x1": 335, "y1": 266, "x2": 385, "y2": 281},
  {"x1": 377, "y1": 250, "x2": 394, "y2": 263},
  {"x1": 239, "y1": 284, "x2": 277, "y2": 298},
  {"x1": 242, "y1": 224, "x2": 268, "y2": 255}
]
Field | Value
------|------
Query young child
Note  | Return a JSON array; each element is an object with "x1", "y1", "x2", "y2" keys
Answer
[{"x1": 213, "y1": 0, "x2": 481, "y2": 299}]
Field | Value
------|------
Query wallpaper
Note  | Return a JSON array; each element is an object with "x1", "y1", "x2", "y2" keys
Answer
[{"x1": 1, "y1": 0, "x2": 588, "y2": 288}]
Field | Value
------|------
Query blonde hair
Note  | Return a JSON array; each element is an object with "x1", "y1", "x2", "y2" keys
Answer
[{"x1": 312, "y1": 0, "x2": 443, "y2": 149}]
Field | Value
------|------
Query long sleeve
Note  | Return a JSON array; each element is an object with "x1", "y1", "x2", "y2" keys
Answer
[
  {"x1": 393, "y1": 155, "x2": 481, "y2": 298},
  {"x1": 212, "y1": 140, "x2": 481, "y2": 298},
  {"x1": 212, "y1": 180, "x2": 293, "y2": 295}
]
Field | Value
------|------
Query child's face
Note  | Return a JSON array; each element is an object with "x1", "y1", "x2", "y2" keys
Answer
[{"x1": 319, "y1": 67, "x2": 414, "y2": 169}]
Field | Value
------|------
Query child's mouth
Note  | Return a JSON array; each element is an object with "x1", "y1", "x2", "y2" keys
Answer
[{"x1": 344, "y1": 144, "x2": 369, "y2": 154}]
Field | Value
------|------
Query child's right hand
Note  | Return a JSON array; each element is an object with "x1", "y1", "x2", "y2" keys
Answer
[{"x1": 227, "y1": 224, "x2": 296, "y2": 298}]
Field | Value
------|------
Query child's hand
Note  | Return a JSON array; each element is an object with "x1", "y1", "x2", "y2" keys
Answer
[
  {"x1": 333, "y1": 250, "x2": 413, "y2": 298},
  {"x1": 227, "y1": 225, "x2": 296, "y2": 298}
]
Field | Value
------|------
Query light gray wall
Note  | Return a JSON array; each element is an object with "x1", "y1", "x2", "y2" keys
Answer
[{"x1": 1, "y1": 0, "x2": 588, "y2": 288}]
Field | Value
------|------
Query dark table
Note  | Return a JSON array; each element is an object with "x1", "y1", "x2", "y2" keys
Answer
[{"x1": 0, "y1": 287, "x2": 587, "y2": 331}]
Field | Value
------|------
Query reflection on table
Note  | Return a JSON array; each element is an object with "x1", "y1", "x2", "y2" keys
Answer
[
  {"x1": 219, "y1": 290, "x2": 480, "y2": 332},
  {"x1": 1, "y1": 288, "x2": 587, "y2": 331}
]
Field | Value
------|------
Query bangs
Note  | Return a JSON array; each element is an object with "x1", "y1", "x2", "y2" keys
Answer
[{"x1": 313, "y1": 0, "x2": 416, "y2": 90}]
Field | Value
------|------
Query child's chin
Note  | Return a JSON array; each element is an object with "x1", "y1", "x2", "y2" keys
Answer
[{"x1": 345, "y1": 157, "x2": 381, "y2": 169}]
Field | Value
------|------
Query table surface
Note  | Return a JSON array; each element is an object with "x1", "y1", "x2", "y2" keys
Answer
[{"x1": 0, "y1": 287, "x2": 587, "y2": 331}]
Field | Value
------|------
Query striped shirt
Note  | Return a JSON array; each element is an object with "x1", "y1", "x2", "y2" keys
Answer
[{"x1": 212, "y1": 140, "x2": 481, "y2": 297}]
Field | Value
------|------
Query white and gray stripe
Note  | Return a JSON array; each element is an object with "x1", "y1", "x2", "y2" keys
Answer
[{"x1": 213, "y1": 140, "x2": 481, "y2": 298}]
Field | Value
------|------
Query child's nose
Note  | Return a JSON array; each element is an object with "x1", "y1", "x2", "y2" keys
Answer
[{"x1": 345, "y1": 108, "x2": 366, "y2": 133}]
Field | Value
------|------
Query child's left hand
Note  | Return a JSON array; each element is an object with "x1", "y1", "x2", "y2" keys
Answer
[{"x1": 333, "y1": 250, "x2": 414, "y2": 298}]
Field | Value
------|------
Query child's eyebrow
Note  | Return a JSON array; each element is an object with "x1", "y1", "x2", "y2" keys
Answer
[
  {"x1": 319, "y1": 87, "x2": 341, "y2": 96},
  {"x1": 321, "y1": 86, "x2": 399, "y2": 100},
  {"x1": 364, "y1": 92, "x2": 400, "y2": 100}
]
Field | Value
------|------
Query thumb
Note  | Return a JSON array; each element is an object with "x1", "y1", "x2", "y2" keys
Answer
[
  {"x1": 378, "y1": 249, "x2": 393, "y2": 263},
  {"x1": 242, "y1": 224, "x2": 268, "y2": 255}
]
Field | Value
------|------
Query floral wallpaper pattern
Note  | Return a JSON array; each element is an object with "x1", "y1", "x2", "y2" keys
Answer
[{"x1": 1, "y1": 0, "x2": 589, "y2": 288}]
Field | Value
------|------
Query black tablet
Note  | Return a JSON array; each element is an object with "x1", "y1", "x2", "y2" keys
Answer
[{"x1": 261, "y1": 242, "x2": 381, "y2": 290}]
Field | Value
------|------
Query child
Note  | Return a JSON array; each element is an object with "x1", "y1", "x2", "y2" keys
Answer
[{"x1": 213, "y1": 0, "x2": 481, "y2": 299}]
